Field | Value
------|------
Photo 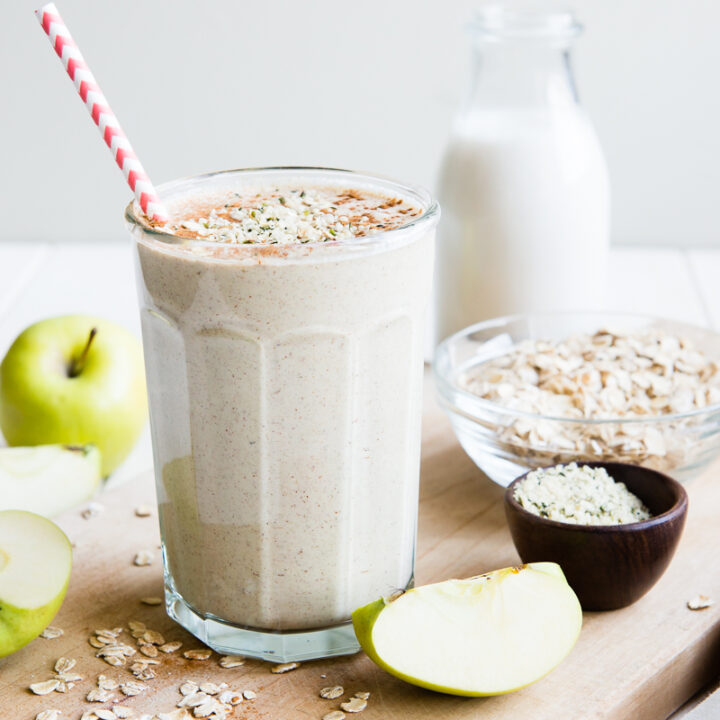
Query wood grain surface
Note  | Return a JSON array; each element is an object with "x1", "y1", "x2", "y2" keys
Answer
[{"x1": 2, "y1": 395, "x2": 720, "y2": 720}]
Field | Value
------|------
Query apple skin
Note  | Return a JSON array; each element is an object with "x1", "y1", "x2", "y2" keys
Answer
[
  {"x1": 0, "y1": 510, "x2": 72, "y2": 658},
  {"x1": 0, "y1": 590, "x2": 69, "y2": 659},
  {"x1": 0, "y1": 316, "x2": 147, "y2": 476},
  {"x1": 352, "y1": 563, "x2": 582, "y2": 697}
]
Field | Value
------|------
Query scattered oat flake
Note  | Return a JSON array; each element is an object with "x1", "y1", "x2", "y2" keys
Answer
[
  {"x1": 96, "y1": 627, "x2": 120, "y2": 637},
  {"x1": 243, "y1": 690, "x2": 257, "y2": 700},
  {"x1": 218, "y1": 690, "x2": 242, "y2": 705},
  {"x1": 120, "y1": 680, "x2": 147, "y2": 696},
  {"x1": 128, "y1": 620, "x2": 147, "y2": 632},
  {"x1": 141, "y1": 596, "x2": 163, "y2": 606},
  {"x1": 354, "y1": 691, "x2": 371, "y2": 700},
  {"x1": 99, "y1": 676, "x2": 120, "y2": 690},
  {"x1": 80, "y1": 713, "x2": 100, "y2": 720},
  {"x1": 180, "y1": 681, "x2": 199, "y2": 696},
  {"x1": 41, "y1": 626, "x2": 64, "y2": 639},
  {"x1": 139, "y1": 644, "x2": 159, "y2": 658},
  {"x1": 157, "y1": 712, "x2": 192, "y2": 720},
  {"x1": 95, "y1": 711, "x2": 117, "y2": 720},
  {"x1": 160, "y1": 641, "x2": 183, "y2": 653},
  {"x1": 142, "y1": 629, "x2": 166, "y2": 645},
  {"x1": 103, "y1": 655, "x2": 125, "y2": 667},
  {"x1": 199, "y1": 682, "x2": 222, "y2": 695},
  {"x1": 113, "y1": 708, "x2": 133, "y2": 719},
  {"x1": 218, "y1": 654, "x2": 244, "y2": 668},
  {"x1": 131, "y1": 667, "x2": 156, "y2": 681},
  {"x1": 81, "y1": 502, "x2": 104, "y2": 519},
  {"x1": 320, "y1": 686, "x2": 344, "y2": 699},
  {"x1": 271, "y1": 661, "x2": 300, "y2": 673},
  {"x1": 87, "y1": 688, "x2": 115, "y2": 703},
  {"x1": 135, "y1": 505, "x2": 153, "y2": 517},
  {"x1": 35, "y1": 711, "x2": 61, "y2": 720},
  {"x1": 134, "y1": 550, "x2": 154, "y2": 566},
  {"x1": 192, "y1": 700, "x2": 218, "y2": 718},
  {"x1": 55, "y1": 671, "x2": 82, "y2": 683},
  {"x1": 30, "y1": 680, "x2": 60, "y2": 695},
  {"x1": 687, "y1": 594, "x2": 713, "y2": 610},
  {"x1": 341, "y1": 697, "x2": 368, "y2": 713},
  {"x1": 182, "y1": 693, "x2": 211, "y2": 708},
  {"x1": 184, "y1": 648, "x2": 212, "y2": 660},
  {"x1": 323, "y1": 712, "x2": 346, "y2": 720},
  {"x1": 54, "y1": 657, "x2": 76, "y2": 673}
]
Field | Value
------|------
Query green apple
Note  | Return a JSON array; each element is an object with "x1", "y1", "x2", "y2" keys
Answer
[
  {"x1": 0, "y1": 444, "x2": 101, "y2": 517},
  {"x1": 0, "y1": 315, "x2": 147, "y2": 476},
  {"x1": 0, "y1": 509, "x2": 72, "y2": 657},
  {"x1": 352, "y1": 563, "x2": 582, "y2": 696}
]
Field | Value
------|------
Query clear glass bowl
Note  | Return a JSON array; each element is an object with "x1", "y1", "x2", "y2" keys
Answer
[{"x1": 433, "y1": 312, "x2": 720, "y2": 487}]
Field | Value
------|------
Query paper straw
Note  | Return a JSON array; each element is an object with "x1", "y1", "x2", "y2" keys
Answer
[{"x1": 35, "y1": 3, "x2": 168, "y2": 223}]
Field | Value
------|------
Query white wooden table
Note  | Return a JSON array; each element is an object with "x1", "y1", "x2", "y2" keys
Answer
[{"x1": 0, "y1": 241, "x2": 718, "y2": 717}]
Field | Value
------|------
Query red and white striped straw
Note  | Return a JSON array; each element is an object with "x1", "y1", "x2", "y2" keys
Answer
[{"x1": 35, "y1": 3, "x2": 168, "y2": 223}]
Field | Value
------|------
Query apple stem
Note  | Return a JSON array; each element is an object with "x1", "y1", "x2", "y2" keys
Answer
[{"x1": 69, "y1": 327, "x2": 98, "y2": 378}]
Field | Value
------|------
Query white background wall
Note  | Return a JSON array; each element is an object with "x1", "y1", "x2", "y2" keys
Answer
[{"x1": 1, "y1": 0, "x2": 718, "y2": 246}]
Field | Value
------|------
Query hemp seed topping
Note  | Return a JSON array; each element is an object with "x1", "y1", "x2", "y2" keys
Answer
[
  {"x1": 165, "y1": 186, "x2": 421, "y2": 246},
  {"x1": 514, "y1": 462, "x2": 651, "y2": 525}
]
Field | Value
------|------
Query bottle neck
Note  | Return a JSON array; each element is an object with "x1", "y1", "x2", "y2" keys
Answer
[{"x1": 466, "y1": 40, "x2": 579, "y2": 112}]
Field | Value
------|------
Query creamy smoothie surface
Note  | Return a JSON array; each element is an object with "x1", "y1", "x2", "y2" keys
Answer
[
  {"x1": 157, "y1": 184, "x2": 423, "y2": 246},
  {"x1": 133, "y1": 174, "x2": 435, "y2": 634}
]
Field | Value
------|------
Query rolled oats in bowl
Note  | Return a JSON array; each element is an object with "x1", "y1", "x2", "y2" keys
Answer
[{"x1": 434, "y1": 313, "x2": 720, "y2": 486}]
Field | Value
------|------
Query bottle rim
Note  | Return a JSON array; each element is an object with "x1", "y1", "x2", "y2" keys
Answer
[{"x1": 470, "y1": 4, "x2": 582, "y2": 41}]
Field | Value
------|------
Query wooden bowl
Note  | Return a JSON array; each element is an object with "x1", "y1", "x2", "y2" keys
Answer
[{"x1": 504, "y1": 462, "x2": 688, "y2": 611}]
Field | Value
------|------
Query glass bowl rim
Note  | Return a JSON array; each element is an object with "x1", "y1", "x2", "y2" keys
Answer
[{"x1": 433, "y1": 310, "x2": 720, "y2": 426}]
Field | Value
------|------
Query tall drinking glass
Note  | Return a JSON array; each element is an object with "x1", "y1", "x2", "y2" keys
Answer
[{"x1": 125, "y1": 168, "x2": 439, "y2": 661}]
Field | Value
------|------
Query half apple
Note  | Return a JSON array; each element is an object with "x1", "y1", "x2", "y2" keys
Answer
[
  {"x1": 0, "y1": 510, "x2": 73, "y2": 657},
  {"x1": 352, "y1": 563, "x2": 582, "y2": 696}
]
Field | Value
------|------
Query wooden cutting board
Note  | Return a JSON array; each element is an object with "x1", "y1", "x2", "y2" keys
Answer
[{"x1": 2, "y1": 389, "x2": 720, "y2": 720}]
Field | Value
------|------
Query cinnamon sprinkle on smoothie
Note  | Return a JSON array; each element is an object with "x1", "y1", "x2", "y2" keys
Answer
[{"x1": 161, "y1": 185, "x2": 422, "y2": 245}]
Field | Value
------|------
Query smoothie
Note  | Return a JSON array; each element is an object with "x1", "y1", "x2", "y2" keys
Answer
[{"x1": 127, "y1": 169, "x2": 438, "y2": 659}]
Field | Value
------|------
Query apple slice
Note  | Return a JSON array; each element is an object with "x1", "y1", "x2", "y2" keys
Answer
[
  {"x1": 352, "y1": 563, "x2": 582, "y2": 696},
  {"x1": 0, "y1": 444, "x2": 101, "y2": 517},
  {"x1": 0, "y1": 510, "x2": 72, "y2": 657}
]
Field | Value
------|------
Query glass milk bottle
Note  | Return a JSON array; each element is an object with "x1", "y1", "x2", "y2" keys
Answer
[{"x1": 434, "y1": 6, "x2": 610, "y2": 344}]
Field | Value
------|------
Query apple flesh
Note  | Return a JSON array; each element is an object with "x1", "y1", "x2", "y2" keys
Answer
[
  {"x1": 0, "y1": 509, "x2": 72, "y2": 657},
  {"x1": 0, "y1": 315, "x2": 147, "y2": 476},
  {"x1": 352, "y1": 563, "x2": 582, "y2": 696},
  {"x1": 0, "y1": 444, "x2": 101, "y2": 517}
]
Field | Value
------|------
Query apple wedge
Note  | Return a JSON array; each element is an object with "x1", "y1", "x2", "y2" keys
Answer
[
  {"x1": 0, "y1": 444, "x2": 101, "y2": 517},
  {"x1": 352, "y1": 563, "x2": 582, "y2": 696},
  {"x1": 0, "y1": 510, "x2": 72, "y2": 657}
]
